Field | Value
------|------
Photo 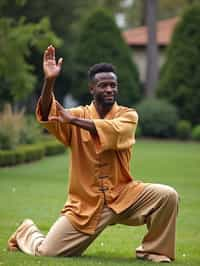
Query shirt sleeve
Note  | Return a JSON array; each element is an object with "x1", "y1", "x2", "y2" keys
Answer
[
  {"x1": 36, "y1": 96, "x2": 72, "y2": 147},
  {"x1": 92, "y1": 110, "x2": 138, "y2": 153}
]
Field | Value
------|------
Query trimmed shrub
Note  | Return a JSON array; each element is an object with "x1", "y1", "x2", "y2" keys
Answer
[
  {"x1": 21, "y1": 145, "x2": 45, "y2": 162},
  {"x1": 43, "y1": 140, "x2": 66, "y2": 156},
  {"x1": 176, "y1": 120, "x2": 192, "y2": 140},
  {"x1": 192, "y1": 125, "x2": 200, "y2": 141},
  {"x1": 157, "y1": 4, "x2": 200, "y2": 124},
  {"x1": 73, "y1": 8, "x2": 141, "y2": 106},
  {"x1": 136, "y1": 98, "x2": 179, "y2": 138},
  {"x1": 0, "y1": 150, "x2": 17, "y2": 166},
  {"x1": 0, "y1": 139, "x2": 66, "y2": 167},
  {"x1": 0, "y1": 145, "x2": 45, "y2": 166}
]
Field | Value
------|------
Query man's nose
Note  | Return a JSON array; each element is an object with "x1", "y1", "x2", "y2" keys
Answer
[{"x1": 105, "y1": 85, "x2": 113, "y2": 92}]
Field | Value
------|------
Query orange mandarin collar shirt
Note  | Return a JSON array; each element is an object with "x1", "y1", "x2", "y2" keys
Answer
[{"x1": 36, "y1": 98, "x2": 146, "y2": 234}]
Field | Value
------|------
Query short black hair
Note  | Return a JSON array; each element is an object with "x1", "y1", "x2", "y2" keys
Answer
[{"x1": 88, "y1": 63, "x2": 116, "y2": 81}]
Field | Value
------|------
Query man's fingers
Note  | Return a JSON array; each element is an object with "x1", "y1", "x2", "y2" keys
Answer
[
  {"x1": 56, "y1": 102, "x2": 66, "y2": 114},
  {"x1": 43, "y1": 45, "x2": 55, "y2": 62},
  {"x1": 58, "y1": 57, "x2": 63, "y2": 67},
  {"x1": 43, "y1": 50, "x2": 49, "y2": 62},
  {"x1": 48, "y1": 45, "x2": 55, "y2": 60},
  {"x1": 49, "y1": 116, "x2": 61, "y2": 122}
]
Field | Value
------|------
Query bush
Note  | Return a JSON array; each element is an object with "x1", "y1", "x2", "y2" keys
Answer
[
  {"x1": 43, "y1": 140, "x2": 66, "y2": 156},
  {"x1": 0, "y1": 150, "x2": 17, "y2": 166},
  {"x1": 157, "y1": 4, "x2": 200, "y2": 124},
  {"x1": 176, "y1": 120, "x2": 192, "y2": 140},
  {"x1": 20, "y1": 145, "x2": 45, "y2": 162},
  {"x1": 0, "y1": 104, "x2": 43, "y2": 150},
  {"x1": 0, "y1": 104, "x2": 25, "y2": 149},
  {"x1": 191, "y1": 125, "x2": 200, "y2": 141},
  {"x1": 73, "y1": 8, "x2": 141, "y2": 106},
  {"x1": 0, "y1": 145, "x2": 45, "y2": 167},
  {"x1": 20, "y1": 116, "x2": 42, "y2": 144},
  {"x1": 136, "y1": 98, "x2": 179, "y2": 138},
  {"x1": 135, "y1": 126, "x2": 142, "y2": 138},
  {"x1": 0, "y1": 139, "x2": 66, "y2": 167}
]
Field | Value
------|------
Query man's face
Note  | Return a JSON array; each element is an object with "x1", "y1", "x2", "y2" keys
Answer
[{"x1": 90, "y1": 72, "x2": 118, "y2": 106}]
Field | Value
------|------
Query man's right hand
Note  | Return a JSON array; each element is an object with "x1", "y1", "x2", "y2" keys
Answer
[{"x1": 43, "y1": 45, "x2": 63, "y2": 80}]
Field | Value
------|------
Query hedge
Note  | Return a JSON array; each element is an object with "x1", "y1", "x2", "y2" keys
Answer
[
  {"x1": 43, "y1": 140, "x2": 66, "y2": 156},
  {"x1": 0, "y1": 140, "x2": 66, "y2": 167}
]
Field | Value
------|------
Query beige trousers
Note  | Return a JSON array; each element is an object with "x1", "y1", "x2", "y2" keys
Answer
[{"x1": 14, "y1": 184, "x2": 179, "y2": 260}]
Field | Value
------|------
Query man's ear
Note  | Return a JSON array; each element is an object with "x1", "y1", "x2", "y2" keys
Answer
[{"x1": 89, "y1": 83, "x2": 94, "y2": 95}]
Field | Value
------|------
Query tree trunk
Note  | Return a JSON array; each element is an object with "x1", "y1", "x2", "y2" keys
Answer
[{"x1": 145, "y1": 0, "x2": 158, "y2": 97}]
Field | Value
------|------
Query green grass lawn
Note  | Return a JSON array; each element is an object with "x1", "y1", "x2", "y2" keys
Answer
[{"x1": 0, "y1": 140, "x2": 200, "y2": 266}]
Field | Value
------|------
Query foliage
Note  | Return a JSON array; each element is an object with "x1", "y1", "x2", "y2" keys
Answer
[
  {"x1": 0, "y1": 139, "x2": 66, "y2": 167},
  {"x1": 0, "y1": 104, "x2": 42, "y2": 150},
  {"x1": 0, "y1": 16, "x2": 61, "y2": 105},
  {"x1": 176, "y1": 120, "x2": 191, "y2": 140},
  {"x1": 135, "y1": 126, "x2": 142, "y2": 138},
  {"x1": 191, "y1": 125, "x2": 200, "y2": 141},
  {"x1": 125, "y1": 0, "x2": 199, "y2": 28},
  {"x1": 20, "y1": 116, "x2": 42, "y2": 145},
  {"x1": 0, "y1": 1, "x2": 122, "y2": 106},
  {"x1": 0, "y1": 104, "x2": 25, "y2": 150},
  {"x1": 72, "y1": 8, "x2": 141, "y2": 106},
  {"x1": 0, "y1": 145, "x2": 45, "y2": 166},
  {"x1": 0, "y1": 0, "x2": 76, "y2": 104},
  {"x1": 157, "y1": 4, "x2": 200, "y2": 124},
  {"x1": 136, "y1": 98, "x2": 179, "y2": 138},
  {"x1": 43, "y1": 140, "x2": 66, "y2": 156}
]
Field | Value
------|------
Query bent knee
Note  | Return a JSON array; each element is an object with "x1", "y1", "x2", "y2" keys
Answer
[
  {"x1": 165, "y1": 186, "x2": 179, "y2": 202},
  {"x1": 159, "y1": 185, "x2": 179, "y2": 208},
  {"x1": 151, "y1": 184, "x2": 179, "y2": 203}
]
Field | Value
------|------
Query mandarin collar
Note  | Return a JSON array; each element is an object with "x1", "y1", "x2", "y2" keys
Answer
[{"x1": 89, "y1": 101, "x2": 118, "y2": 119}]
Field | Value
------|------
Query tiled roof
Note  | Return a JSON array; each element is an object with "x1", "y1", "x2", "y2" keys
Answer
[{"x1": 123, "y1": 17, "x2": 178, "y2": 46}]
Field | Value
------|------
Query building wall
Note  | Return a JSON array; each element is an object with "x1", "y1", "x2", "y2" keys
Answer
[{"x1": 131, "y1": 46, "x2": 166, "y2": 83}]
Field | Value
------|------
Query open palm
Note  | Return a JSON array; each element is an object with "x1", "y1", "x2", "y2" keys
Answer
[{"x1": 43, "y1": 45, "x2": 63, "y2": 79}]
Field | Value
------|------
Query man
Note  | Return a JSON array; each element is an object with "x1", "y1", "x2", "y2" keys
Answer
[{"x1": 8, "y1": 45, "x2": 179, "y2": 263}]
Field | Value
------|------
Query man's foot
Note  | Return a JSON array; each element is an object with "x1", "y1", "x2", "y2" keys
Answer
[
  {"x1": 136, "y1": 251, "x2": 171, "y2": 263},
  {"x1": 7, "y1": 219, "x2": 34, "y2": 252}
]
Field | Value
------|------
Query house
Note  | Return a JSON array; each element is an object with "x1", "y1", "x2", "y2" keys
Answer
[{"x1": 122, "y1": 17, "x2": 178, "y2": 82}]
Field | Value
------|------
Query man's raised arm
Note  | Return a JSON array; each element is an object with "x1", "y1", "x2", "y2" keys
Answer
[{"x1": 40, "y1": 45, "x2": 63, "y2": 121}]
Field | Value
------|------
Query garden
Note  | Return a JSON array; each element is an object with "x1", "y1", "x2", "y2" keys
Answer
[
  {"x1": 0, "y1": 140, "x2": 200, "y2": 265},
  {"x1": 0, "y1": 1, "x2": 200, "y2": 265}
]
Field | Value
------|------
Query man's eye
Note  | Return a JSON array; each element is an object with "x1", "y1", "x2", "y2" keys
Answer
[
  {"x1": 99, "y1": 84, "x2": 105, "y2": 88},
  {"x1": 100, "y1": 84, "x2": 107, "y2": 88}
]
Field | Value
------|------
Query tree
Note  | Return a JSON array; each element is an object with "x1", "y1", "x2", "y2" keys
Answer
[
  {"x1": 72, "y1": 8, "x2": 141, "y2": 106},
  {"x1": 157, "y1": 4, "x2": 200, "y2": 124},
  {"x1": 0, "y1": 0, "x2": 78, "y2": 104},
  {"x1": 0, "y1": 17, "x2": 61, "y2": 107},
  {"x1": 0, "y1": 0, "x2": 124, "y2": 105},
  {"x1": 125, "y1": 0, "x2": 199, "y2": 29},
  {"x1": 145, "y1": 0, "x2": 158, "y2": 97}
]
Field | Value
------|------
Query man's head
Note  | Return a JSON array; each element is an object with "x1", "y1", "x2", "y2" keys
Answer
[{"x1": 88, "y1": 63, "x2": 118, "y2": 107}]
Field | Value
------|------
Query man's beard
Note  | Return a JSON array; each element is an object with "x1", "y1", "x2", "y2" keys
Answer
[{"x1": 95, "y1": 93, "x2": 117, "y2": 107}]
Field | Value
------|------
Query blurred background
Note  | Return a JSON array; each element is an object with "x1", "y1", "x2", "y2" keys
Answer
[{"x1": 0, "y1": 0, "x2": 200, "y2": 160}]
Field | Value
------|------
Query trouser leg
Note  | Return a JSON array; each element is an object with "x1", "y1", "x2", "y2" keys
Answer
[
  {"x1": 13, "y1": 219, "x2": 45, "y2": 255},
  {"x1": 117, "y1": 184, "x2": 179, "y2": 260},
  {"x1": 12, "y1": 206, "x2": 116, "y2": 257}
]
